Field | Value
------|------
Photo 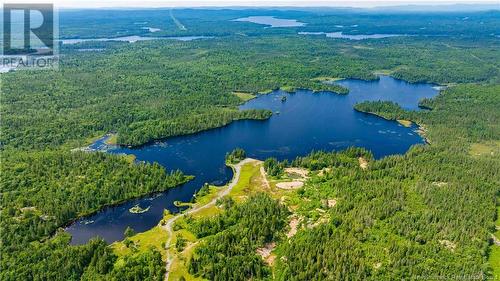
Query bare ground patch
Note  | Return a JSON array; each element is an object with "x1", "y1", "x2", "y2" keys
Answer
[
  {"x1": 276, "y1": 181, "x2": 304, "y2": 190},
  {"x1": 358, "y1": 157, "x2": 369, "y2": 170},
  {"x1": 326, "y1": 199, "x2": 337, "y2": 208},
  {"x1": 256, "y1": 242, "x2": 276, "y2": 266},
  {"x1": 285, "y1": 167, "x2": 309, "y2": 178},
  {"x1": 439, "y1": 240, "x2": 457, "y2": 251},
  {"x1": 287, "y1": 216, "x2": 302, "y2": 238}
]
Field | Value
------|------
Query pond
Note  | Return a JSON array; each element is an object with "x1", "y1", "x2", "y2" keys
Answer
[
  {"x1": 66, "y1": 75, "x2": 438, "y2": 245},
  {"x1": 234, "y1": 16, "x2": 306, "y2": 27},
  {"x1": 299, "y1": 32, "x2": 405, "y2": 40},
  {"x1": 60, "y1": 36, "x2": 213, "y2": 44}
]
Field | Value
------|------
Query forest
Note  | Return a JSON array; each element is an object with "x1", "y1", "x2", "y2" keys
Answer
[
  {"x1": 181, "y1": 84, "x2": 499, "y2": 280},
  {"x1": 271, "y1": 84, "x2": 500, "y2": 280},
  {"x1": 2, "y1": 28, "x2": 499, "y2": 150},
  {"x1": 0, "y1": 150, "x2": 190, "y2": 280},
  {"x1": 1, "y1": 7, "x2": 499, "y2": 281},
  {"x1": 187, "y1": 194, "x2": 289, "y2": 280}
]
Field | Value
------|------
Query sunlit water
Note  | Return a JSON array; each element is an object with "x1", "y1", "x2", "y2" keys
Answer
[
  {"x1": 60, "y1": 36, "x2": 213, "y2": 44},
  {"x1": 299, "y1": 31, "x2": 405, "y2": 40},
  {"x1": 234, "y1": 16, "x2": 306, "y2": 27}
]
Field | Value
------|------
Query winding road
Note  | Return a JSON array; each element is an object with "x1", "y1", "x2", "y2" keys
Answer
[{"x1": 163, "y1": 158, "x2": 257, "y2": 280}]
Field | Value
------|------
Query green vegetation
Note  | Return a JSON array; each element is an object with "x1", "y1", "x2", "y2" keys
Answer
[
  {"x1": 105, "y1": 133, "x2": 118, "y2": 145},
  {"x1": 3, "y1": 27, "x2": 498, "y2": 150},
  {"x1": 354, "y1": 100, "x2": 407, "y2": 120},
  {"x1": 129, "y1": 204, "x2": 151, "y2": 214},
  {"x1": 469, "y1": 141, "x2": 500, "y2": 158},
  {"x1": 225, "y1": 148, "x2": 247, "y2": 164},
  {"x1": 0, "y1": 150, "x2": 190, "y2": 281},
  {"x1": 124, "y1": 227, "x2": 136, "y2": 238},
  {"x1": 174, "y1": 85, "x2": 499, "y2": 280},
  {"x1": 233, "y1": 91, "x2": 256, "y2": 101},
  {"x1": 187, "y1": 193, "x2": 289, "y2": 280},
  {"x1": 489, "y1": 202, "x2": 500, "y2": 280},
  {"x1": 1, "y1": 7, "x2": 499, "y2": 281},
  {"x1": 263, "y1": 158, "x2": 286, "y2": 177},
  {"x1": 280, "y1": 86, "x2": 296, "y2": 92},
  {"x1": 272, "y1": 84, "x2": 500, "y2": 280},
  {"x1": 112, "y1": 213, "x2": 172, "y2": 259}
]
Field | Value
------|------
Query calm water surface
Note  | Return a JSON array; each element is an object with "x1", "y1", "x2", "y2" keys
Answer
[
  {"x1": 234, "y1": 16, "x2": 306, "y2": 27},
  {"x1": 299, "y1": 32, "x2": 405, "y2": 40},
  {"x1": 61, "y1": 36, "x2": 213, "y2": 44},
  {"x1": 66, "y1": 75, "x2": 437, "y2": 244}
]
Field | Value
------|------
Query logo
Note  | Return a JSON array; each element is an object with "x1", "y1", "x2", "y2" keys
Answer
[{"x1": 1, "y1": 3, "x2": 58, "y2": 71}]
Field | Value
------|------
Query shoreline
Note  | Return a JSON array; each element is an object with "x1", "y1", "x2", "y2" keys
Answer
[
  {"x1": 62, "y1": 175, "x2": 194, "y2": 239},
  {"x1": 163, "y1": 158, "x2": 258, "y2": 280},
  {"x1": 82, "y1": 74, "x2": 439, "y2": 150},
  {"x1": 354, "y1": 109, "x2": 431, "y2": 145}
]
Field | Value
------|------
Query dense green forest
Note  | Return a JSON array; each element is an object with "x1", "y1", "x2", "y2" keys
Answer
[
  {"x1": 58, "y1": 9, "x2": 500, "y2": 38},
  {"x1": 189, "y1": 85, "x2": 499, "y2": 280},
  {"x1": 1, "y1": 7, "x2": 499, "y2": 281},
  {"x1": 0, "y1": 151, "x2": 190, "y2": 280},
  {"x1": 187, "y1": 194, "x2": 289, "y2": 280},
  {"x1": 225, "y1": 148, "x2": 247, "y2": 164},
  {"x1": 2, "y1": 31, "x2": 499, "y2": 149},
  {"x1": 270, "y1": 84, "x2": 499, "y2": 280}
]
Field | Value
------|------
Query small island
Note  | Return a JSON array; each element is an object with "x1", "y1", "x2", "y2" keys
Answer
[{"x1": 129, "y1": 204, "x2": 150, "y2": 214}]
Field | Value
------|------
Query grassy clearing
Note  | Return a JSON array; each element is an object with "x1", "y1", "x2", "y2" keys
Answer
[
  {"x1": 105, "y1": 134, "x2": 118, "y2": 145},
  {"x1": 111, "y1": 211, "x2": 173, "y2": 259},
  {"x1": 194, "y1": 185, "x2": 222, "y2": 205},
  {"x1": 373, "y1": 69, "x2": 394, "y2": 75},
  {"x1": 122, "y1": 154, "x2": 136, "y2": 164},
  {"x1": 469, "y1": 141, "x2": 500, "y2": 158},
  {"x1": 280, "y1": 86, "x2": 297, "y2": 93},
  {"x1": 168, "y1": 238, "x2": 203, "y2": 281},
  {"x1": 229, "y1": 161, "x2": 266, "y2": 201},
  {"x1": 174, "y1": 201, "x2": 193, "y2": 208},
  {"x1": 258, "y1": 89, "x2": 274, "y2": 94},
  {"x1": 311, "y1": 76, "x2": 343, "y2": 82},
  {"x1": 490, "y1": 246, "x2": 500, "y2": 280},
  {"x1": 190, "y1": 204, "x2": 221, "y2": 218},
  {"x1": 232, "y1": 91, "x2": 256, "y2": 101},
  {"x1": 111, "y1": 225, "x2": 169, "y2": 259},
  {"x1": 489, "y1": 202, "x2": 500, "y2": 280}
]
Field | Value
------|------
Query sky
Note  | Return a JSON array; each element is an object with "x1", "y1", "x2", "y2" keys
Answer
[{"x1": 5, "y1": 0, "x2": 499, "y2": 9}]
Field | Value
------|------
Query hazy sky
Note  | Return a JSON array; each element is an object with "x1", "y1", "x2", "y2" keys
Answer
[{"x1": 7, "y1": 0, "x2": 499, "y2": 8}]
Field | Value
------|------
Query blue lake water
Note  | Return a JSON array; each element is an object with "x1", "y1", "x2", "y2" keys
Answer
[
  {"x1": 234, "y1": 16, "x2": 306, "y2": 27},
  {"x1": 61, "y1": 36, "x2": 213, "y2": 44},
  {"x1": 66, "y1": 75, "x2": 438, "y2": 245},
  {"x1": 299, "y1": 32, "x2": 404, "y2": 40}
]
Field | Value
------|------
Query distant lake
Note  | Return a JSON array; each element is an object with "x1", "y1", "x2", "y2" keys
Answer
[
  {"x1": 299, "y1": 32, "x2": 404, "y2": 40},
  {"x1": 142, "y1": 27, "x2": 161, "y2": 32},
  {"x1": 234, "y1": 16, "x2": 306, "y2": 27},
  {"x1": 66, "y1": 75, "x2": 438, "y2": 245},
  {"x1": 61, "y1": 35, "x2": 213, "y2": 44}
]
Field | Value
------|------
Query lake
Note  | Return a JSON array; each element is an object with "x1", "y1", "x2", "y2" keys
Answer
[
  {"x1": 142, "y1": 27, "x2": 161, "y2": 32},
  {"x1": 66, "y1": 75, "x2": 438, "y2": 244},
  {"x1": 299, "y1": 32, "x2": 405, "y2": 40},
  {"x1": 61, "y1": 36, "x2": 213, "y2": 44},
  {"x1": 234, "y1": 16, "x2": 306, "y2": 27}
]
